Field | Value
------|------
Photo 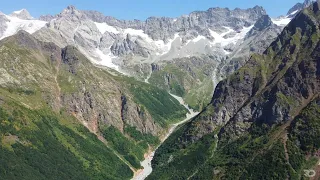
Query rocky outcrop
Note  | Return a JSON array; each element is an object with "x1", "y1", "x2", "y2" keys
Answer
[
  {"x1": 61, "y1": 46, "x2": 80, "y2": 74},
  {"x1": 221, "y1": 15, "x2": 282, "y2": 76},
  {"x1": 151, "y1": 63, "x2": 161, "y2": 72},
  {"x1": 57, "y1": 46, "x2": 163, "y2": 135},
  {"x1": 87, "y1": 6, "x2": 266, "y2": 42},
  {"x1": 39, "y1": 14, "x2": 57, "y2": 21},
  {"x1": 35, "y1": 6, "x2": 102, "y2": 48},
  {"x1": 111, "y1": 34, "x2": 150, "y2": 57},
  {"x1": 251, "y1": 15, "x2": 273, "y2": 31}
]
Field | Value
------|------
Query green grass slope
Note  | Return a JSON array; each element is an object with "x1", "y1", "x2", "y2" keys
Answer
[
  {"x1": 148, "y1": 56, "x2": 217, "y2": 111},
  {"x1": 0, "y1": 100, "x2": 133, "y2": 180}
]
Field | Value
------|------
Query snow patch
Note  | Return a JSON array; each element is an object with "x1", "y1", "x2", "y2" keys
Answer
[
  {"x1": 192, "y1": 35, "x2": 206, "y2": 43},
  {"x1": 158, "y1": 33, "x2": 180, "y2": 55},
  {"x1": 122, "y1": 27, "x2": 180, "y2": 56},
  {"x1": 123, "y1": 28, "x2": 152, "y2": 41},
  {"x1": 209, "y1": 26, "x2": 253, "y2": 47},
  {"x1": 272, "y1": 17, "x2": 292, "y2": 26},
  {"x1": 1, "y1": 15, "x2": 47, "y2": 40},
  {"x1": 289, "y1": 10, "x2": 298, "y2": 16},
  {"x1": 94, "y1": 49, "x2": 119, "y2": 70},
  {"x1": 12, "y1": 9, "x2": 24, "y2": 14},
  {"x1": 94, "y1": 22, "x2": 119, "y2": 34},
  {"x1": 223, "y1": 49, "x2": 231, "y2": 55}
]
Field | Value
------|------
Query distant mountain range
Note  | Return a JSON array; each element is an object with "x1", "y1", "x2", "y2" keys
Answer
[{"x1": 0, "y1": 1, "x2": 309, "y2": 71}]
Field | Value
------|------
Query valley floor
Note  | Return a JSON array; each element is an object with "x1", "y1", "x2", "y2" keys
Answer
[{"x1": 132, "y1": 94, "x2": 199, "y2": 180}]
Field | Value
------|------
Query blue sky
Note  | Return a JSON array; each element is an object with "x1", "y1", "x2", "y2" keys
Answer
[{"x1": 1, "y1": 0, "x2": 303, "y2": 20}]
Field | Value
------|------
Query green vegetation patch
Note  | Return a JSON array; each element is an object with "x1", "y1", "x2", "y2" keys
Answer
[
  {"x1": 128, "y1": 79, "x2": 187, "y2": 126},
  {"x1": 0, "y1": 103, "x2": 133, "y2": 180}
]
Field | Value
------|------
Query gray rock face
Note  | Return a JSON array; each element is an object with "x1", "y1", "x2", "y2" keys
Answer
[
  {"x1": 251, "y1": 15, "x2": 273, "y2": 31},
  {"x1": 218, "y1": 15, "x2": 281, "y2": 77},
  {"x1": 82, "y1": 10, "x2": 144, "y2": 29},
  {"x1": 111, "y1": 34, "x2": 150, "y2": 57},
  {"x1": 31, "y1": 3, "x2": 308, "y2": 90},
  {"x1": 34, "y1": 6, "x2": 104, "y2": 59},
  {"x1": 61, "y1": 46, "x2": 79, "y2": 74},
  {"x1": 32, "y1": 5, "x2": 272, "y2": 73},
  {"x1": 1, "y1": 1, "x2": 308, "y2": 77},
  {"x1": 83, "y1": 6, "x2": 266, "y2": 42},
  {"x1": 39, "y1": 14, "x2": 57, "y2": 21}
]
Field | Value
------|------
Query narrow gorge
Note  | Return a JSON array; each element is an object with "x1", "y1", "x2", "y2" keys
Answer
[{"x1": 133, "y1": 93, "x2": 199, "y2": 180}]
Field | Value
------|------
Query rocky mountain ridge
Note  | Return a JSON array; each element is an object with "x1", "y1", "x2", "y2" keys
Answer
[
  {"x1": 0, "y1": 3, "x2": 307, "y2": 111},
  {"x1": 149, "y1": 1, "x2": 320, "y2": 179},
  {"x1": 0, "y1": 4, "x2": 290, "y2": 73}
]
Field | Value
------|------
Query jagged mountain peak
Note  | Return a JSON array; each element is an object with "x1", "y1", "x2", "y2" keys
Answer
[
  {"x1": 287, "y1": 0, "x2": 314, "y2": 16},
  {"x1": 252, "y1": 15, "x2": 273, "y2": 31},
  {"x1": 11, "y1": 9, "x2": 28, "y2": 14},
  {"x1": 253, "y1": 5, "x2": 265, "y2": 10},
  {"x1": 80, "y1": 10, "x2": 106, "y2": 23},
  {"x1": 206, "y1": 5, "x2": 265, "y2": 13},
  {"x1": 10, "y1": 9, "x2": 33, "y2": 20},
  {"x1": 272, "y1": 0, "x2": 315, "y2": 27},
  {"x1": 66, "y1": 5, "x2": 76, "y2": 10},
  {"x1": 60, "y1": 5, "x2": 84, "y2": 18},
  {"x1": 62, "y1": 5, "x2": 77, "y2": 13}
]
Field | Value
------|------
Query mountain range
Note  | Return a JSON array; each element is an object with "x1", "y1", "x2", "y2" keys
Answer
[
  {"x1": 0, "y1": 1, "x2": 312, "y2": 112},
  {"x1": 0, "y1": 0, "x2": 319, "y2": 179}
]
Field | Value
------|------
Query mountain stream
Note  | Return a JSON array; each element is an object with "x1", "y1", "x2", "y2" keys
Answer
[{"x1": 132, "y1": 94, "x2": 199, "y2": 180}]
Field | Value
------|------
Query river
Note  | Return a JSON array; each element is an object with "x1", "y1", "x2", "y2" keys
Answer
[{"x1": 132, "y1": 93, "x2": 199, "y2": 180}]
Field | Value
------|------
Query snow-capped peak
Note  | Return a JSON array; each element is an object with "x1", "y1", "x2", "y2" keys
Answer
[
  {"x1": 272, "y1": 0, "x2": 315, "y2": 27},
  {"x1": 12, "y1": 9, "x2": 25, "y2": 14},
  {"x1": 94, "y1": 22, "x2": 119, "y2": 34},
  {"x1": 0, "y1": 11, "x2": 47, "y2": 40},
  {"x1": 271, "y1": 16, "x2": 291, "y2": 27},
  {"x1": 10, "y1": 9, "x2": 33, "y2": 20},
  {"x1": 61, "y1": 5, "x2": 81, "y2": 16},
  {"x1": 287, "y1": 0, "x2": 314, "y2": 16}
]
